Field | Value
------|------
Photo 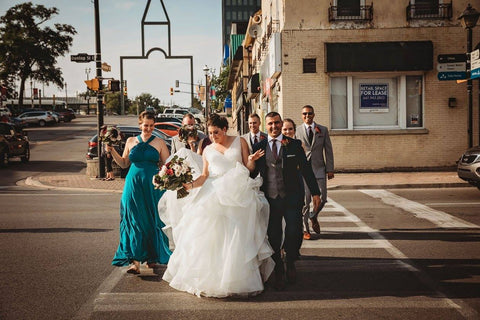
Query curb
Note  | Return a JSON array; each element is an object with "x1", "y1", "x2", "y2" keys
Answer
[
  {"x1": 23, "y1": 176, "x2": 123, "y2": 193},
  {"x1": 328, "y1": 182, "x2": 471, "y2": 190}
]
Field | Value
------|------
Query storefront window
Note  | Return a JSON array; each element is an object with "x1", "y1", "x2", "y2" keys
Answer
[
  {"x1": 330, "y1": 75, "x2": 424, "y2": 130},
  {"x1": 330, "y1": 77, "x2": 347, "y2": 129}
]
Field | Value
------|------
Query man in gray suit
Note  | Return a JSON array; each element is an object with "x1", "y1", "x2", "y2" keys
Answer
[
  {"x1": 296, "y1": 105, "x2": 334, "y2": 238},
  {"x1": 241, "y1": 113, "x2": 267, "y2": 153},
  {"x1": 170, "y1": 113, "x2": 208, "y2": 154}
]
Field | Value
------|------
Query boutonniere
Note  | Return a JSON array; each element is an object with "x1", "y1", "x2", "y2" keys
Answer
[
  {"x1": 315, "y1": 127, "x2": 322, "y2": 135},
  {"x1": 260, "y1": 135, "x2": 266, "y2": 141},
  {"x1": 281, "y1": 138, "x2": 289, "y2": 147}
]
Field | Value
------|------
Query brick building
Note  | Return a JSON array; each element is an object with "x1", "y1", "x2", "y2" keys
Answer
[{"x1": 228, "y1": 0, "x2": 480, "y2": 171}]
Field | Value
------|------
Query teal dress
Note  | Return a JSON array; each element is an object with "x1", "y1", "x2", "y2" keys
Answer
[{"x1": 112, "y1": 135, "x2": 172, "y2": 266}]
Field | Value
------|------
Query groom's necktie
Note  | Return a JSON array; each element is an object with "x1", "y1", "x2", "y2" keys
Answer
[
  {"x1": 308, "y1": 126, "x2": 313, "y2": 144},
  {"x1": 253, "y1": 135, "x2": 258, "y2": 145},
  {"x1": 271, "y1": 139, "x2": 278, "y2": 160}
]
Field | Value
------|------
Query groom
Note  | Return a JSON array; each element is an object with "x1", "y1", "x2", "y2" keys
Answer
[{"x1": 252, "y1": 112, "x2": 321, "y2": 290}]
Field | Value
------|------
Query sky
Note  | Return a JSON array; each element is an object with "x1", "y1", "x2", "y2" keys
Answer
[{"x1": 0, "y1": 0, "x2": 223, "y2": 107}]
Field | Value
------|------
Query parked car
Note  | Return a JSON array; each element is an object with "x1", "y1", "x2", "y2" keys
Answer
[
  {"x1": 17, "y1": 110, "x2": 56, "y2": 126},
  {"x1": 457, "y1": 145, "x2": 480, "y2": 190},
  {"x1": 86, "y1": 125, "x2": 172, "y2": 160},
  {"x1": 0, "y1": 122, "x2": 30, "y2": 166},
  {"x1": 155, "y1": 115, "x2": 182, "y2": 124},
  {"x1": 0, "y1": 107, "x2": 12, "y2": 117},
  {"x1": 7, "y1": 116, "x2": 28, "y2": 129},
  {"x1": 56, "y1": 108, "x2": 76, "y2": 122},
  {"x1": 49, "y1": 111, "x2": 60, "y2": 123},
  {"x1": 154, "y1": 122, "x2": 181, "y2": 137}
]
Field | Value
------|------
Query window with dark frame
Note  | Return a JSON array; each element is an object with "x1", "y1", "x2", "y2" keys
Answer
[
  {"x1": 303, "y1": 58, "x2": 317, "y2": 73},
  {"x1": 337, "y1": 0, "x2": 361, "y2": 16}
]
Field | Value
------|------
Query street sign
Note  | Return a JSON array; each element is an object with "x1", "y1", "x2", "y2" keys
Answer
[
  {"x1": 437, "y1": 53, "x2": 467, "y2": 63},
  {"x1": 101, "y1": 62, "x2": 111, "y2": 72},
  {"x1": 70, "y1": 53, "x2": 94, "y2": 63},
  {"x1": 471, "y1": 49, "x2": 480, "y2": 80},
  {"x1": 437, "y1": 62, "x2": 466, "y2": 72},
  {"x1": 437, "y1": 72, "x2": 467, "y2": 81}
]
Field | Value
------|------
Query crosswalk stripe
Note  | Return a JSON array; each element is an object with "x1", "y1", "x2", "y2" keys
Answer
[
  {"x1": 301, "y1": 239, "x2": 392, "y2": 249},
  {"x1": 93, "y1": 292, "x2": 460, "y2": 312},
  {"x1": 360, "y1": 189, "x2": 479, "y2": 228}
]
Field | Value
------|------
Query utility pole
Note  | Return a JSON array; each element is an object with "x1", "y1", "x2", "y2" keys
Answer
[{"x1": 94, "y1": 0, "x2": 105, "y2": 178}]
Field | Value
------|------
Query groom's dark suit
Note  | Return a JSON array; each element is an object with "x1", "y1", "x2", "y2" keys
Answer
[{"x1": 252, "y1": 135, "x2": 320, "y2": 279}]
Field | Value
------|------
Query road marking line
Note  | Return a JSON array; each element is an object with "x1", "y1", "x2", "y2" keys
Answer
[
  {"x1": 302, "y1": 239, "x2": 392, "y2": 249},
  {"x1": 424, "y1": 202, "x2": 480, "y2": 206},
  {"x1": 360, "y1": 189, "x2": 479, "y2": 228},
  {"x1": 72, "y1": 267, "x2": 125, "y2": 320},
  {"x1": 322, "y1": 226, "x2": 372, "y2": 232},
  {"x1": 93, "y1": 292, "x2": 460, "y2": 312}
]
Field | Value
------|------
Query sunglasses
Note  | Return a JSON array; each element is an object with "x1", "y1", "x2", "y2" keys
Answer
[{"x1": 302, "y1": 112, "x2": 313, "y2": 116}]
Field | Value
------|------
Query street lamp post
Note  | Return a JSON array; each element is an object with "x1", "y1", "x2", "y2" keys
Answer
[
  {"x1": 458, "y1": 3, "x2": 480, "y2": 148},
  {"x1": 203, "y1": 65, "x2": 210, "y2": 123},
  {"x1": 85, "y1": 68, "x2": 91, "y2": 114},
  {"x1": 64, "y1": 82, "x2": 68, "y2": 108}
]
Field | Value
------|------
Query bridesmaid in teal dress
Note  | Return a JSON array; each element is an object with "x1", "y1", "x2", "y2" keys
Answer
[{"x1": 106, "y1": 111, "x2": 171, "y2": 274}]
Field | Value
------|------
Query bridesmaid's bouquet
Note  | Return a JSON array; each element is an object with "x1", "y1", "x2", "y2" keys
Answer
[
  {"x1": 99, "y1": 125, "x2": 122, "y2": 146},
  {"x1": 153, "y1": 155, "x2": 194, "y2": 199}
]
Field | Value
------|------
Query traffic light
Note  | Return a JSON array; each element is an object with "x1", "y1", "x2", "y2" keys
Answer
[
  {"x1": 85, "y1": 78, "x2": 99, "y2": 91},
  {"x1": 123, "y1": 80, "x2": 128, "y2": 96},
  {"x1": 169, "y1": 87, "x2": 174, "y2": 95},
  {"x1": 108, "y1": 80, "x2": 120, "y2": 92},
  {"x1": 175, "y1": 80, "x2": 179, "y2": 88}
]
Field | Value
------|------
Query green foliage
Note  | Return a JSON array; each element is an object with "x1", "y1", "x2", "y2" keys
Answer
[
  {"x1": 0, "y1": 2, "x2": 76, "y2": 106},
  {"x1": 210, "y1": 64, "x2": 230, "y2": 111},
  {"x1": 104, "y1": 92, "x2": 122, "y2": 115},
  {"x1": 128, "y1": 93, "x2": 162, "y2": 115}
]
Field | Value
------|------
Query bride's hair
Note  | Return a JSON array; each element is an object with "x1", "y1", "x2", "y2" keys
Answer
[{"x1": 207, "y1": 113, "x2": 228, "y2": 129}]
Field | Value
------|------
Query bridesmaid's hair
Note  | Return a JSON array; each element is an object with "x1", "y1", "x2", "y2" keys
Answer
[
  {"x1": 138, "y1": 111, "x2": 155, "y2": 124},
  {"x1": 283, "y1": 118, "x2": 296, "y2": 130},
  {"x1": 207, "y1": 113, "x2": 228, "y2": 129}
]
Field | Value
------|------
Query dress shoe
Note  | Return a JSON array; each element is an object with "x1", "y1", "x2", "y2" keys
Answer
[
  {"x1": 286, "y1": 264, "x2": 297, "y2": 284},
  {"x1": 303, "y1": 231, "x2": 311, "y2": 240},
  {"x1": 310, "y1": 217, "x2": 321, "y2": 234}
]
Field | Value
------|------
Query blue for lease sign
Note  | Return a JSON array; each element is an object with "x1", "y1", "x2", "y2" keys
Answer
[{"x1": 360, "y1": 84, "x2": 388, "y2": 112}]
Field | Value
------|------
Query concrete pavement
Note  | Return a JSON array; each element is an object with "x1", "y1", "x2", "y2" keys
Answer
[{"x1": 23, "y1": 170, "x2": 471, "y2": 192}]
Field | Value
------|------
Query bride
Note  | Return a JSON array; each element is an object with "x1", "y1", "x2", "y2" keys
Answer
[{"x1": 160, "y1": 113, "x2": 274, "y2": 298}]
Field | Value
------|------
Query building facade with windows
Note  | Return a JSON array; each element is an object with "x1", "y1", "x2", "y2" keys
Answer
[
  {"x1": 222, "y1": 0, "x2": 261, "y2": 50},
  {"x1": 231, "y1": 0, "x2": 479, "y2": 170}
]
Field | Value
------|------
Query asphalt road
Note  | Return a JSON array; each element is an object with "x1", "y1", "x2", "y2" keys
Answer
[{"x1": 0, "y1": 116, "x2": 479, "y2": 319}]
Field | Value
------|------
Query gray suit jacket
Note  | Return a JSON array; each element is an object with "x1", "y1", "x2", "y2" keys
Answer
[
  {"x1": 296, "y1": 123, "x2": 334, "y2": 179},
  {"x1": 170, "y1": 131, "x2": 207, "y2": 154},
  {"x1": 241, "y1": 131, "x2": 268, "y2": 153}
]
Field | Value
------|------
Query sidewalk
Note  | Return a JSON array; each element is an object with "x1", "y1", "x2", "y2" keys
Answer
[{"x1": 24, "y1": 171, "x2": 470, "y2": 192}]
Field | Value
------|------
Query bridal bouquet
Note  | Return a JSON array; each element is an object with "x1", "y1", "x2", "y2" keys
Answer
[
  {"x1": 152, "y1": 155, "x2": 194, "y2": 199},
  {"x1": 178, "y1": 124, "x2": 198, "y2": 143},
  {"x1": 99, "y1": 125, "x2": 122, "y2": 146}
]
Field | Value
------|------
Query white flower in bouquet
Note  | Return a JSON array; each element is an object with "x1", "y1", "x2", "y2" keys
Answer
[{"x1": 152, "y1": 155, "x2": 194, "y2": 199}]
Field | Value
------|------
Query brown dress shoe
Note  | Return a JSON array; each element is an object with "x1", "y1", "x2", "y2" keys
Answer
[
  {"x1": 310, "y1": 217, "x2": 321, "y2": 234},
  {"x1": 303, "y1": 231, "x2": 311, "y2": 240}
]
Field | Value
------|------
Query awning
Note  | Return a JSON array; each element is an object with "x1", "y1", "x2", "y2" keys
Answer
[{"x1": 326, "y1": 41, "x2": 433, "y2": 72}]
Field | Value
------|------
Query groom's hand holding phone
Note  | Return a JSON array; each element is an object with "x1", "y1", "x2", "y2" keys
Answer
[{"x1": 312, "y1": 195, "x2": 322, "y2": 215}]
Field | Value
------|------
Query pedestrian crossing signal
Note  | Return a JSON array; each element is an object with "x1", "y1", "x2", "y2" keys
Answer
[{"x1": 170, "y1": 87, "x2": 174, "y2": 95}]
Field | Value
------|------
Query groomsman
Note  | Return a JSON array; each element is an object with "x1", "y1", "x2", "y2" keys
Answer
[
  {"x1": 242, "y1": 113, "x2": 267, "y2": 153},
  {"x1": 252, "y1": 112, "x2": 321, "y2": 290},
  {"x1": 296, "y1": 105, "x2": 334, "y2": 239}
]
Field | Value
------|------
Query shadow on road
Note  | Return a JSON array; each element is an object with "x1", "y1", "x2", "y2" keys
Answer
[{"x1": 0, "y1": 228, "x2": 112, "y2": 233}]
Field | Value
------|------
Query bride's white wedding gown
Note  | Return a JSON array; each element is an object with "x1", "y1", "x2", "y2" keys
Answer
[{"x1": 160, "y1": 137, "x2": 274, "y2": 297}]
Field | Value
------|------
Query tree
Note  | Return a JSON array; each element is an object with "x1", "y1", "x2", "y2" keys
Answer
[
  {"x1": 104, "y1": 92, "x2": 122, "y2": 115},
  {"x1": 0, "y1": 2, "x2": 76, "y2": 106},
  {"x1": 210, "y1": 64, "x2": 230, "y2": 112},
  {"x1": 130, "y1": 93, "x2": 161, "y2": 114}
]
